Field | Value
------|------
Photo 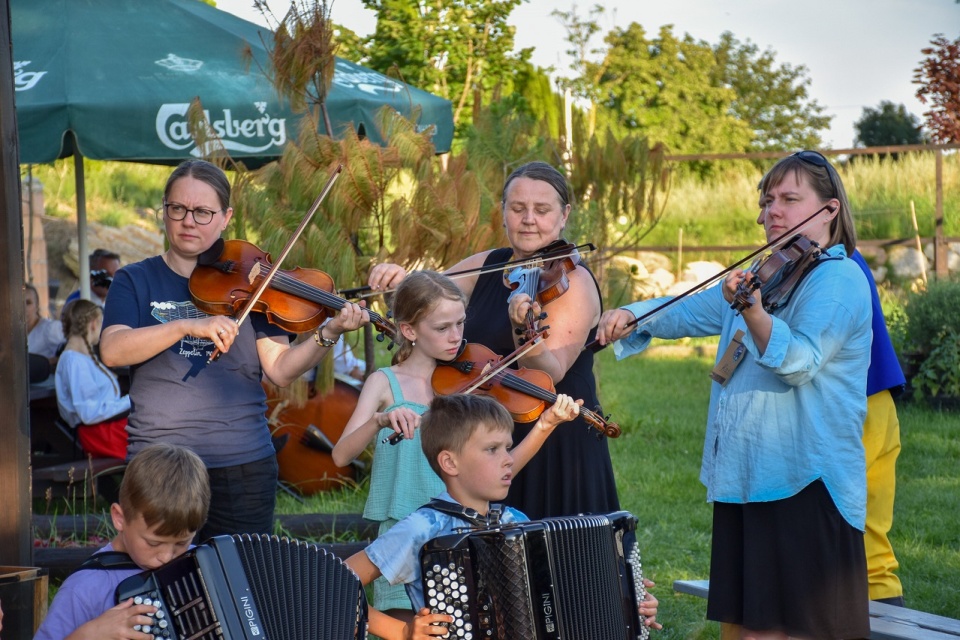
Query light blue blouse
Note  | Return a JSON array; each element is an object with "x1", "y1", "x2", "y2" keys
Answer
[
  {"x1": 614, "y1": 245, "x2": 871, "y2": 530},
  {"x1": 55, "y1": 350, "x2": 130, "y2": 427}
]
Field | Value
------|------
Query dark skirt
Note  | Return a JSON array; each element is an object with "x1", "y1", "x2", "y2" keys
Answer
[{"x1": 707, "y1": 480, "x2": 869, "y2": 639}]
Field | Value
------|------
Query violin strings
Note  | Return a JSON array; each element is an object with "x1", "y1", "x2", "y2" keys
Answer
[
  {"x1": 478, "y1": 365, "x2": 606, "y2": 427},
  {"x1": 270, "y1": 270, "x2": 394, "y2": 335}
]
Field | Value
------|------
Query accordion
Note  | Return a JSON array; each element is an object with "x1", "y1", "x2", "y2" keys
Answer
[
  {"x1": 420, "y1": 510, "x2": 649, "y2": 640},
  {"x1": 115, "y1": 534, "x2": 367, "y2": 640}
]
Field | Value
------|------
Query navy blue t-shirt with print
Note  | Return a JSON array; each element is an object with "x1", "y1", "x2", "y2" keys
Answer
[{"x1": 103, "y1": 256, "x2": 288, "y2": 468}]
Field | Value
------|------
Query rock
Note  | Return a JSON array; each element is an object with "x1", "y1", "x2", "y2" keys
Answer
[
  {"x1": 631, "y1": 251, "x2": 673, "y2": 273},
  {"x1": 871, "y1": 265, "x2": 887, "y2": 284},
  {"x1": 922, "y1": 241, "x2": 960, "y2": 273},
  {"x1": 887, "y1": 246, "x2": 930, "y2": 280},
  {"x1": 679, "y1": 260, "x2": 725, "y2": 285}
]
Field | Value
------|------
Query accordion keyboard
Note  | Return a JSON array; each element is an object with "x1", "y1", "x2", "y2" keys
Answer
[{"x1": 420, "y1": 511, "x2": 648, "y2": 640}]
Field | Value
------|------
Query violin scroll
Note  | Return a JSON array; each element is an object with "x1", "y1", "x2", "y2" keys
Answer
[{"x1": 581, "y1": 406, "x2": 622, "y2": 439}]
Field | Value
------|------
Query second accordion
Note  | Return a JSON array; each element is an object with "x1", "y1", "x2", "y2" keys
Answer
[
  {"x1": 420, "y1": 510, "x2": 649, "y2": 640},
  {"x1": 115, "y1": 534, "x2": 367, "y2": 639}
]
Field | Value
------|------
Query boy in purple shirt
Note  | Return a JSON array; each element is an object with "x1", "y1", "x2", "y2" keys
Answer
[{"x1": 35, "y1": 443, "x2": 209, "y2": 640}]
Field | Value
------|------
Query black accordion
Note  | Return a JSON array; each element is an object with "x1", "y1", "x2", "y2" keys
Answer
[
  {"x1": 420, "y1": 510, "x2": 649, "y2": 640},
  {"x1": 115, "y1": 534, "x2": 367, "y2": 640}
]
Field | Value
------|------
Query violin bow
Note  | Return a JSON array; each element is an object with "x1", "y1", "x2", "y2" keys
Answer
[
  {"x1": 338, "y1": 242, "x2": 597, "y2": 300},
  {"x1": 459, "y1": 333, "x2": 547, "y2": 395},
  {"x1": 583, "y1": 203, "x2": 834, "y2": 353},
  {"x1": 208, "y1": 164, "x2": 343, "y2": 363}
]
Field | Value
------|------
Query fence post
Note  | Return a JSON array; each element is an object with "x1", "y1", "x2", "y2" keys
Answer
[
  {"x1": 934, "y1": 148, "x2": 947, "y2": 278},
  {"x1": 909, "y1": 201, "x2": 928, "y2": 286}
]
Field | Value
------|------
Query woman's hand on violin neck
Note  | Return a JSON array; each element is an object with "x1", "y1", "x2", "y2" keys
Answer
[
  {"x1": 507, "y1": 292, "x2": 542, "y2": 328},
  {"x1": 596, "y1": 309, "x2": 637, "y2": 346},
  {"x1": 326, "y1": 301, "x2": 370, "y2": 336},
  {"x1": 539, "y1": 395, "x2": 582, "y2": 431},
  {"x1": 368, "y1": 262, "x2": 408, "y2": 292},
  {"x1": 723, "y1": 269, "x2": 751, "y2": 305}
]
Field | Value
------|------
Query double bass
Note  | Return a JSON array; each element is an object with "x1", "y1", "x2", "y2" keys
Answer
[{"x1": 264, "y1": 375, "x2": 365, "y2": 496}]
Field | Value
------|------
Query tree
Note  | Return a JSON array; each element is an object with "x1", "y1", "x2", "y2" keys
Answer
[
  {"x1": 553, "y1": 15, "x2": 832, "y2": 156},
  {"x1": 713, "y1": 32, "x2": 830, "y2": 152},
  {"x1": 914, "y1": 33, "x2": 960, "y2": 144},
  {"x1": 356, "y1": 0, "x2": 528, "y2": 130},
  {"x1": 594, "y1": 24, "x2": 753, "y2": 155},
  {"x1": 854, "y1": 101, "x2": 924, "y2": 148}
]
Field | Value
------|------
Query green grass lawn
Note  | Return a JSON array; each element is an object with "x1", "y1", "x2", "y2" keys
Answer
[
  {"x1": 594, "y1": 344, "x2": 960, "y2": 637},
  {"x1": 279, "y1": 344, "x2": 960, "y2": 637}
]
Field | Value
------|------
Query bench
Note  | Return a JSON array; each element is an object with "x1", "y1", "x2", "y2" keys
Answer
[
  {"x1": 674, "y1": 579, "x2": 960, "y2": 640},
  {"x1": 32, "y1": 457, "x2": 127, "y2": 501}
]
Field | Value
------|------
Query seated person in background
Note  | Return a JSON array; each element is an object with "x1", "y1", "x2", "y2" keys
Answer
[
  {"x1": 345, "y1": 393, "x2": 661, "y2": 639},
  {"x1": 63, "y1": 248, "x2": 122, "y2": 311},
  {"x1": 333, "y1": 333, "x2": 365, "y2": 382},
  {"x1": 56, "y1": 299, "x2": 130, "y2": 459},
  {"x1": 26, "y1": 282, "x2": 64, "y2": 370},
  {"x1": 34, "y1": 443, "x2": 210, "y2": 640}
]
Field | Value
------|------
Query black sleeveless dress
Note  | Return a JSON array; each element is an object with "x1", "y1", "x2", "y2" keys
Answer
[{"x1": 463, "y1": 248, "x2": 620, "y2": 519}]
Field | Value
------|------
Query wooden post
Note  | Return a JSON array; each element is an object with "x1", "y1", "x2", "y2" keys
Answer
[
  {"x1": 677, "y1": 227, "x2": 684, "y2": 280},
  {"x1": 0, "y1": 0, "x2": 34, "y2": 568},
  {"x1": 910, "y1": 201, "x2": 928, "y2": 286},
  {"x1": 934, "y1": 148, "x2": 947, "y2": 279}
]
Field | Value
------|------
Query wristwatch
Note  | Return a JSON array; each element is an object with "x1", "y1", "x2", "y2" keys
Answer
[{"x1": 314, "y1": 326, "x2": 337, "y2": 348}]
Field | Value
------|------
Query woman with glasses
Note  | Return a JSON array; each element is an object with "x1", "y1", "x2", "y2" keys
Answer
[
  {"x1": 100, "y1": 159, "x2": 368, "y2": 540},
  {"x1": 597, "y1": 151, "x2": 871, "y2": 640}
]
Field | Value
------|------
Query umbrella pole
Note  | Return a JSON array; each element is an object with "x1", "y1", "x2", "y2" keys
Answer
[{"x1": 74, "y1": 150, "x2": 91, "y2": 302}]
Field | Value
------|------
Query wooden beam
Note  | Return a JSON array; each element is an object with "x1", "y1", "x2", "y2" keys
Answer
[{"x1": 0, "y1": 0, "x2": 33, "y2": 568}]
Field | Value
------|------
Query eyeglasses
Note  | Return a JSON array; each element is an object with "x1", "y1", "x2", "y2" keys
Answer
[
  {"x1": 790, "y1": 150, "x2": 838, "y2": 198},
  {"x1": 163, "y1": 202, "x2": 222, "y2": 225}
]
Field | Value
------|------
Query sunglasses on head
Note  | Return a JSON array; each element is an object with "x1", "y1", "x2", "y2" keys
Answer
[{"x1": 791, "y1": 150, "x2": 838, "y2": 198}]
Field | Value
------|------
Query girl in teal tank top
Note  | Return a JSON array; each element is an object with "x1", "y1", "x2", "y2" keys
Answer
[{"x1": 332, "y1": 271, "x2": 467, "y2": 616}]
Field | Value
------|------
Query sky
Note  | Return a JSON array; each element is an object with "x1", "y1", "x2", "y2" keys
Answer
[{"x1": 216, "y1": 0, "x2": 958, "y2": 149}]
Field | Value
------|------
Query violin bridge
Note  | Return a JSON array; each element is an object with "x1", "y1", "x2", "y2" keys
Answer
[{"x1": 248, "y1": 260, "x2": 263, "y2": 285}]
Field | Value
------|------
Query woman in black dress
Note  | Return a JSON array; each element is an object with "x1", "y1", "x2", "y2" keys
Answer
[{"x1": 369, "y1": 161, "x2": 619, "y2": 519}]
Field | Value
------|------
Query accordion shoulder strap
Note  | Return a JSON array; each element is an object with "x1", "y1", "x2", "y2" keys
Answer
[
  {"x1": 423, "y1": 498, "x2": 502, "y2": 528},
  {"x1": 78, "y1": 551, "x2": 139, "y2": 571}
]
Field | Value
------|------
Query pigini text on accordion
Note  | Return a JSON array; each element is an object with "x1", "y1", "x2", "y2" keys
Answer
[
  {"x1": 115, "y1": 533, "x2": 368, "y2": 640},
  {"x1": 420, "y1": 510, "x2": 649, "y2": 640}
]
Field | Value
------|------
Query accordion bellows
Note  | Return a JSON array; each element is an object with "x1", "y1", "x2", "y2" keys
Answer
[
  {"x1": 421, "y1": 510, "x2": 649, "y2": 640},
  {"x1": 115, "y1": 534, "x2": 367, "y2": 640}
]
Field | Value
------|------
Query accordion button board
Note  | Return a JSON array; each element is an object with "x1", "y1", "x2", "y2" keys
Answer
[
  {"x1": 420, "y1": 510, "x2": 649, "y2": 640},
  {"x1": 115, "y1": 534, "x2": 368, "y2": 640}
]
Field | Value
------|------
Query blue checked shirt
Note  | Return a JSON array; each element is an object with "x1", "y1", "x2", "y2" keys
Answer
[
  {"x1": 365, "y1": 491, "x2": 529, "y2": 611},
  {"x1": 614, "y1": 245, "x2": 871, "y2": 530}
]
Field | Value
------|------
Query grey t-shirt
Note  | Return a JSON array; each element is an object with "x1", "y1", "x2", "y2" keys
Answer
[{"x1": 103, "y1": 256, "x2": 287, "y2": 467}]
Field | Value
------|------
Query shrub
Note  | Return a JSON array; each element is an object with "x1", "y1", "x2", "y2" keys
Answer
[
  {"x1": 903, "y1": 278, "x2": 960, "y2": 352},
  {"x1": 901, "y1": 278, "x2": 960, "y2": 402},
  {"x1": 912, "y1": 329, "x2": 960, "y2": 401}
]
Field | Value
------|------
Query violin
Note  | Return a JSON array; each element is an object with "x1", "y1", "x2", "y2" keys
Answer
[
  {"x1": 584, "y1": 203, "x2": 836, "y2": 352},
  {"x1": 430, "y1": 341, "x2": 621, "y2": 438},
  {"x1": 504, "y1": 239, "x2": 580, "y2": 342},
  {"x1": 190, "y1": 238, "x2": 398, "y2": 343},
  {"x1": 730, "y1": 235, "x2": 822, "y2": 313}
]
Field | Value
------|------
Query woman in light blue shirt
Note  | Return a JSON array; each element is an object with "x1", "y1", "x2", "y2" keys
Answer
[{"x1": 598, "y1": 152, "x2": 871, "y2": 640}]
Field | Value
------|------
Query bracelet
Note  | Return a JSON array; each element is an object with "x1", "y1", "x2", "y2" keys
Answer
[{"x1": 313, "y1": 325, "x2": 337, "y2": 348}]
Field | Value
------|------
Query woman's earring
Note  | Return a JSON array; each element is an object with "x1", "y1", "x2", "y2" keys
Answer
[{"x1": 411, "y1": 341, "x2": 416, "y2": 347}]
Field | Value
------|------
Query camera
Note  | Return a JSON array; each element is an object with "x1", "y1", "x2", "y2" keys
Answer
[{"x1": 91, "y1": 269, "x2": 113, "y2": 289}]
